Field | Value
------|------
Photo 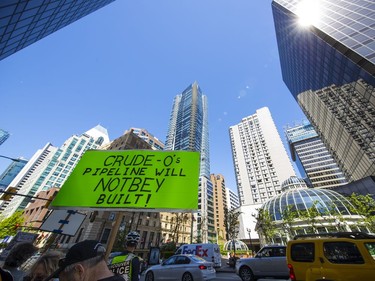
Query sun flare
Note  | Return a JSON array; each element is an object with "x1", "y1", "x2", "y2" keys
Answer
[{"x1": 296, "y1": 0, "x2": 321, "y2": 27}]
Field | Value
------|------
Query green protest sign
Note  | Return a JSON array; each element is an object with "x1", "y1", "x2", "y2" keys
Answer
[{"x1": 51, "y1": 150, "x2": 200, "y2": 211}]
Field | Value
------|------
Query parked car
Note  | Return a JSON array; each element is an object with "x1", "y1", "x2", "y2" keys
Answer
[
  {"x1": 144, "y1": 254, "x2": 216, "y2": 281},
  {"x1": 287, "y1": 232, "x2": 375, "y2": 281},
  {"x1": 235, "y1": 244, "x2": 289, "y2": 281}
]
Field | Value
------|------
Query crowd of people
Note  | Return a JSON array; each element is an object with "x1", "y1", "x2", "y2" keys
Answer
[{"x1": 0, "y1": 231, "x2": 142, "y2": 281}]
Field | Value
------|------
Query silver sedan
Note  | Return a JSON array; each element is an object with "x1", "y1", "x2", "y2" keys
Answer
[{"x1": 144, "y1": 254, "x2": 216, "y2": 281}]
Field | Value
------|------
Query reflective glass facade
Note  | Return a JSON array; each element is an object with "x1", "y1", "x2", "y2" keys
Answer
[
  {"x1": 165, "y1": 82, "x2": 210, "y2": 178},
  {"x1": 285, "y1": 122, "x2": 348, "y2": 188},
  {"x1": 0, "y1": 129, "x2": 10, "y2": 145},
  {"x1": 273, "y1": 0, "x2": 375, "y2": 181},
  {"x1": 165, "y1": 82, "x2": 214, "y2": 242},
  {"x1": 0, "y1": 0, "x2": 115, "y2": 60}
]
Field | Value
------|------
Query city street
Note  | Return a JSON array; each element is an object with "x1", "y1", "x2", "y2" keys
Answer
[{"x1": 140, "y1": 272, "x2": 242, "y2": 281}]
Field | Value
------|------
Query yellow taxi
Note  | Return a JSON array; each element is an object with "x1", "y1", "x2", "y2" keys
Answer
[{"x1": 286, "y1": 232, "x2": 375, "y2": 281}]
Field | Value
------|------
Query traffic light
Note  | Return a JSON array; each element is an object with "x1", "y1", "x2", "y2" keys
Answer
[{"x1": 0, "y1": 187, "x2": 18, "y2": 201}]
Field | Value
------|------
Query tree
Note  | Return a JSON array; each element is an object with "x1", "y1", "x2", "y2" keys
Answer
[
  {"x1": 170, "y1": 213, "x2": 190, "y2": 243},
  {"x1": 254, "y1": 208, "x2": 277, "y2": 244},
  {"x1": 299, "y1": 201, "x2": 323, "y2": 234},
  {"x1": 0, "y1": 211, "x2": 25, "y2": 239},
  {"x1": 347, "y1": 193, "x2": 375, "y2": 232},
  {"x1": 281, "y1": 205, "x2": 299, "y2": 239},
  {"x1": 224, "y1": 208, "x2": 241, "y2": 254}
]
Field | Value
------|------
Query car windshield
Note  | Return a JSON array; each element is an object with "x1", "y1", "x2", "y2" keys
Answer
[{"x1": 364, "y1": 242, "x2": 375, "y2": 259}]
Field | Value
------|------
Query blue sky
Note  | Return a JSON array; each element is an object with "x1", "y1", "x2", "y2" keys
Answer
[{"x1": 0, "y1": 0, "x2": 305, "y2": 191}]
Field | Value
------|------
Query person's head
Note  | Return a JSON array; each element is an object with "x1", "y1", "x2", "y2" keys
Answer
[
  {"x1": 45, "y1": 240, "x2": 111, "y2": 281},
  {"x1": 24, "y1": 251, "x2": 62, "y2": 281},
  {"x1": 125, "y1": 231, "x2": 140, "y2": 251},
  {"x1": 4, "y1": 242, "x2": 37, "y2": 268}
]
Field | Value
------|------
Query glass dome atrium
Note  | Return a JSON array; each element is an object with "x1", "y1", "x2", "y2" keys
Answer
[
  {"x1": 262, "y1": 176, "x2": 358, "y2": 221},
  {"x1": 223, "y1": 239, "x2": 249, "y2": 252},
  {"x1": 257, "y1": 176, "x2": 364, "y2": 244}
]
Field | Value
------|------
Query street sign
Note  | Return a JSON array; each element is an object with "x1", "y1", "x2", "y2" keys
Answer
[{"x1": 40, "y1": 209, "x2": 86, "y2": 236}]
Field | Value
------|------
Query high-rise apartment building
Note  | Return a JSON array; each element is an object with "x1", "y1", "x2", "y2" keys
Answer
[
  {"x1": 165, "y1": 82, "x2": 215, "y2": 242},
  {"x1": 0, "y1": 129, "x2": 10, "y2": 146},
  {"x1": 210, "y1": 174, "x2": 227, "y2": 242},
  {"x1": 272, "y1": 0, "x2": 375, "y2": 181},
  {"x1": 285, "y1": 122, "x2": 348, "y2": 188},
  {"x1": 0, "y1": 0, "x2": 116, "y2": 61},
  {"x1": 229, "y1": 107, "x2": 296, "y2": 206},
  {"x1": 0, "y1": 125, "x2": 109, "y2": 218},
  {"x1": 225, "y1": 187, "x2": 239, "y2": 211}
]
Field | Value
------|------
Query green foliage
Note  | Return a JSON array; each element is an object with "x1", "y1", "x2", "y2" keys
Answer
[
  {"x1": 0, "y1": 211, "x2": 25, "y2": 239},
  {"x1": 160, "y1": 241, "x2": 177, "y2": 252},
  {"x1": 348, "y1": 193, "x2": 375, "y2": 232},
  {"x1": 254, "y1": 209, "x2": 277, "y2": 244},
  {"x1": 298, "y1": 201, "x2": 323, "y2": 233},
  {"x1": 113, "y1": 228, "x2": 127, "y2": 252},
  {"x1": 224, "y1": 208, "x2": 241, "y2": 241},
  {"x1": 281, "y1": 205, "x2": 299, "y2": 238}
]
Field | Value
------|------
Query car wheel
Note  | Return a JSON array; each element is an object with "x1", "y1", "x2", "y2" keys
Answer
[
  {"x1": 181, "y1": 272, "x2": 194, "y2": 281},
  {"x1": 239, "y1": 266, "x2": 255, "y2": 281},
  {"x1": 145, "y1": 271, "x2": 154, "y2": 281}
]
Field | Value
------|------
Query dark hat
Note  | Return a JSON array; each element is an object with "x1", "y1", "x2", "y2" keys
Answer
[
  {"x1": 0, "y1": 267, "x2": 13, "y2": 281},
  {"x1": 45, "y1": 240, "x2": 105, "y2": 281}
]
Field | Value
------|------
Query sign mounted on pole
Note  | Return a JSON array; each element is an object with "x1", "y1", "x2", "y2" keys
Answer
[{"x1": 50, "y1": 150, "x2": 200, "y2": 212}]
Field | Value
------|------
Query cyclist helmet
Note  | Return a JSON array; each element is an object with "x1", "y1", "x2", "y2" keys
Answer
[{"x1": 126, "y1": 231, "x2": 140, "y2": 246}]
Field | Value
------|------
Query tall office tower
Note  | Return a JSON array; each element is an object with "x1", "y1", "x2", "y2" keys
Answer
[
  {"x1": 0, "y1": 129, "x2": 10, "y2": 145},
  {"x1": 0, "y1": 125, "x2": 109, "y2": 218},
  {"x1": 0, "y1": 158, "x2": 28, "y2": 191},
  {"x1": 229, "y1": 107, "x2": 296, "y2": 206},
  {"x1": 285, "y1": 122, "x2": 348, "y2": 189},
  {"x1": 225, "y1": 187, "x2": 240, "y2": 211},
  {"x1": 165, "y1": 82, "x2": 215, "y2": 243},
  {"x1": 210, "y1": 174, "x2": 228, "y2": 242},
  {"x1": 126, "y1": 128, "x2": 165, "y2": 150},
  {"x1": 0, "y1": 0, "x2": 116, "y2": 61},
  {"x1": 272, "y1": 0, "x2": 375, "y2": 181}
]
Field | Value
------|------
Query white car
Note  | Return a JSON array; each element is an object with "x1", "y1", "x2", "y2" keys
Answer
[
  {"x1": 144, "y1": 254, "x2": 216, "y2": 281},
  {"x1": 235, "y1": 245, "x2": 289, "y2": 281}
]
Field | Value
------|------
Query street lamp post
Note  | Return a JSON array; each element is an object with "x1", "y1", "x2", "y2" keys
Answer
[
  {"x1": 246, "y1": 228, "x2": 253, "y2": 255},
  {"x1": 0, "y1": 155, "x2": 20, "y2": 162}
]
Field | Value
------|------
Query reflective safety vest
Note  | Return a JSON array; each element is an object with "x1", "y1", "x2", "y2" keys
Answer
[{"x1": 109, "y1": 253, "x2": 136, "y2": 281}]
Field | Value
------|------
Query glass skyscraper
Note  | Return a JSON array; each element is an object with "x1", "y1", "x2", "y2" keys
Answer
[
  {"x1": 273, "y1": 0, "x2": 375, "y2": 181},
  {"x1": 165, "y1": 82, "x2": 210, "y2": 179},
  {"x1": 0, "y1": 0, "x2": 116, "y2": 61},
  {"x1": 285, "y1": 122, "x2": 348, "y2": 188},
  {"x1": 0, "y1": 129, "x2": 10, "y2": 146},
  {"x1": 165, "y1": 82, "x2": 215, "y2": 243}
]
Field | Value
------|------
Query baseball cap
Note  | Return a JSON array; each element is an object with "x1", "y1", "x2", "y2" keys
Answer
[{"x1": 45, "y1": 240, "x2": 106, "y2": 281}]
